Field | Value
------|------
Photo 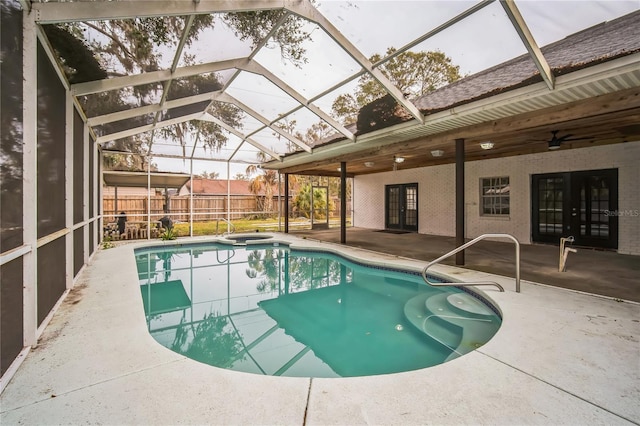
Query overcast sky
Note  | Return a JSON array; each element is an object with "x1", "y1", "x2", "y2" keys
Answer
[{"x1": 153, "y1": 0, "x2": 639, "y2": 177}]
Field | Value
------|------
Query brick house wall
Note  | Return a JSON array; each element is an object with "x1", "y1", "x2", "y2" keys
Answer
[{"x1": 354, "y1": 141, "x2": 640, "y2": 255}]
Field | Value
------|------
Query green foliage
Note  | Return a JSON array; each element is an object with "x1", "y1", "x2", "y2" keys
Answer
[
  {"x1": 300, "y1": 121, "x2": 336, "y2": 147},
  {"x1": 233, "y1": 173, "x2": 248, "y2": 181},
  {"x1": 246, "y1": 157, "x2": 279, "y2": 217},
  {"x1": 161, "y1": 227, "x2": 177, "y2": 241},
  {"x1": 102, "y1": 237, "x2": 115, "y2": 249},
  {"x1": 246, "y1": 249, "x2": 282, "y2": 292},
  {"x1": 223, "y1": 11, "x2": 310, "y2": 67},
  {"x1": 292, "y1": 184, "x2": 334, "y2": 219},
  {"x1": 199, "y1": 171, "x2": 220, "y2": 180},
  {"x1": 171, "y1": 312, "x2": 243, "y2": 367},
  {"x1": 47, "y1": 12, "x2": 312, "y2": 163},
  {"x1": 170, "y1": 216, "x2": 353, "y2": 237},
  {"x1": 332, "y1": 47, "x2": 462, "y2": 124},
  {"x1": 43, "y1": 25, "x2": 107, "y2": 83}
]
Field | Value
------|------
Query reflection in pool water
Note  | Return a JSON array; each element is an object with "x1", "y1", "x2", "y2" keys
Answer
[{"x1": 135, "y1": 243, "x2": 501, "y2": 378}]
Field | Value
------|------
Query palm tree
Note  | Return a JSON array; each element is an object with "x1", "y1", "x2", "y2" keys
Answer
[
  {"x1": 245, "y1": 249, "x2": 283, "y2": 293},
  {"x1": 247, "y1": 152, "x2": 279, "y2": 217},
  {"x1": 293, "y1": 184, "x2": 332, "y2": 219}
]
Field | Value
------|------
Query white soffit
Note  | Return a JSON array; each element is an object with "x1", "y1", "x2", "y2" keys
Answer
[{"x1": 269, "y1": 54, "x2": 640, "y2": 169}]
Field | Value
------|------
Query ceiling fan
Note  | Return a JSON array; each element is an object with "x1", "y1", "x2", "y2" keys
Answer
[{"x1": 545, "y1": 130, "x2": 593, "y2": 150}]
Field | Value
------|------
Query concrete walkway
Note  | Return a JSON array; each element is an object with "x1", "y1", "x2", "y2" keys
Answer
[{"x1": 1, "y1": 233, "x2": 639, "y2": 425}]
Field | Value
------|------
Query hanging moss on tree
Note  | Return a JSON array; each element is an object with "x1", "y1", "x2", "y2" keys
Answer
[{"x1": 43, "y1": 25, "x2": 107, "y2": 83}]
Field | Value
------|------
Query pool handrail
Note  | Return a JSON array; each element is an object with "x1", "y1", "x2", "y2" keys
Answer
[
  {"x1": 421, "y1": 233, "x2": 521, "y2": 293},
  {"x1": 215, "y1": 218, "x2": 235, "y2": 236}
]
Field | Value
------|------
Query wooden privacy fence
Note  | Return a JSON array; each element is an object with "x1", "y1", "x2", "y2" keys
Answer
[
  {"x1": 103, "y1": 195, "x2": 351, "y2": 222},
  {"x1": 103, "y1": 195, "x2": 258, "y2": 222}
]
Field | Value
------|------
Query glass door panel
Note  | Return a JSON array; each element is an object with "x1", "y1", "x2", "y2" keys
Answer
[
  {"x1": 385, "y1": 183, "x2": 418, "y2": 232},
  {"x1": 532, "y1": 169, "x2": 617, "y2": 249}
]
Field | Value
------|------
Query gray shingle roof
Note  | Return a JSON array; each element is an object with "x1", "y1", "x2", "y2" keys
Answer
[
  {"x1": 413, "y1": 9, "x2": 640, "y2": 114},
  {"x1": 286, "y1": 10, "x2": 640, "y2": 154}
]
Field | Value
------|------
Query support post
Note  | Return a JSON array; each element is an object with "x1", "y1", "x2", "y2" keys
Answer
[
  {"x1": 455, "y1": 138, "x2": 465, "y2": 265},
  {"x1": 284, "y1": 173, "x2": 289, "y2": 233},
  {"x1": 226, "y1": 161, "x2": 230, "y2": 233},
  {"x1": 189, "y1": 158, "x2": 193, "y2": 237},
  {"x1": 147, "y1": 156, "x2": 151, "y2": 231},
  {"x1": 277, "y1": 173, "x2": 282, "y2": 232},
  {"x1": 97, "y1": 145, "x2": 102, "y2": 244},
  {"x1": 340, "y1": 162, "x2": 346, "y2": 244}
]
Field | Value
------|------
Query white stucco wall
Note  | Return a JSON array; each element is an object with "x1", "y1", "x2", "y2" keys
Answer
[{"x1": 354, "y1": 141, "x2": 640, "y2": 255}]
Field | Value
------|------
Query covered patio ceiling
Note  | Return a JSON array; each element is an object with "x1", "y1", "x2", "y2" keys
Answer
[{"x1": 29, "y1": 0, "x2": 640, "y2": 176}]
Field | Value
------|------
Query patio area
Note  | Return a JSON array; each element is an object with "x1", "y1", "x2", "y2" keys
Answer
[
  {"x1": 292, "y1": 227, "x2": 640, "y2": 302},
  {"x1": 2, "y1": 3, "x2": 640, "y2": 422},
  {"x1": 1, "y1": 233, "x2": 638, "y2": 425}
]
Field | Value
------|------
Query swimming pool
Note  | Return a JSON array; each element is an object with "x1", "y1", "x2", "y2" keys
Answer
[{"x1": 135, "y1": 240, "x2": 501, "y2": 378}]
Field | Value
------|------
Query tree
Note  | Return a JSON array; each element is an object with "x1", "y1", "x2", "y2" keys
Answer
[
  {"x1": 246, "y1": 153, "x2": 279, "y2": 217},
  {"x1": 198, "y1": 171, "x2": 220, "y2": 180},
  {"x1": 332, "y1": 47, "x2": 462, "y2": 124},
  {"x1": 47, "y1": 12, "x2": 314, "y2": 161},
  {"x1": 271, "y1": 118, "x2": 301, "y2": 153},
  {"x1": 233, "y1": 173, "x2": 248, "y2": 181},
  {"x1": 299, "y1": 121, "x2": 335, "y2": 147},
  {"x1": 42, "y1": 24, "x2": 154, "y2": 171},
  {"x1": 1, "y1": 3, "x2": 24, "y2": 249},
  {"x1": 222, "y1": 11, "x2": 310, "y2": 67},
  {"x1": 292, "y1": 184, "x2": 334, "y2": 219},
  {"x1": 245, "y1": 248, "x2": 282, "y2": 293}
]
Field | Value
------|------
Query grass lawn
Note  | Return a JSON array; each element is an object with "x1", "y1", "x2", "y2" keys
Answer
[
  {"x1": 172, "y1": 218, "x2": 351, "y2": 237},
  {"x1": 173, "y1": 218, "x2": 292, "y2": 236}
]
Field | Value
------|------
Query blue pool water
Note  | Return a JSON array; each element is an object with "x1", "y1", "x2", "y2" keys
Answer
[{"x1": 135, "y1": 242, "x2": 501, "y2": 378}]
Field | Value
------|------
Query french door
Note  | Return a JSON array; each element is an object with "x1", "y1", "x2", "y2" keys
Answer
[
  {"x1": 532, "y1": 169, "x2": 618, "y2": 249},
  {"x1": 385, "y1": 183, "x2": 418, "y2": 232}
]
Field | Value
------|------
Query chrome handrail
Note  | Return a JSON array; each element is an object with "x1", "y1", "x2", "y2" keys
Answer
[
  {"x1": 216, "y1": 248, "x2": 235, "y2": 264},
  {"x1": 215, "y1": 218, "x2": 235, "y2": 236},
  {"x1": 421, "y1": 233, "x2": 521, "y2": 293}
]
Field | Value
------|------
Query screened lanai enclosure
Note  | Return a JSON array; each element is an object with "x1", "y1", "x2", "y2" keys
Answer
[{"x1": 2, "y1": 0, "x2": 640, "y2": 385}]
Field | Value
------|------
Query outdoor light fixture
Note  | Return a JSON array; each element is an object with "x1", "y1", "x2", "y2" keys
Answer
[
  {"x1": 480, "y1": 141, "x2": 494, "y2": 150},
  {"x1": 431, "y1": 149, "x2": 444, "y2": 157},
  {"x1": 394, "y1": 156, "x2": 405, "y2": 163},
  {"x1": 364, "y1": 161, "x2": 375, "y2": 167}
]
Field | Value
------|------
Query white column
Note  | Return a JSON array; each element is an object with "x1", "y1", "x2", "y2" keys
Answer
[
  {"x1": 98, "y1": 146, "x2": 103, "y2": 242},
  {"x1": 22, "y1": 10, "x2": 38, "y2": 347},
  {"x1": 147, "y1": 156, "x2": 151, "y2": 230},
  {"x1": 226, "y1": 162, "x2": 231, "y2": 233},
  {"x1": 189, "y1": 158, "x2": 194, "y2": 237},
  {"x1": 65, "y1": 92, "x2": 74, "y2": 289},
  {"x1": 277, "y1": 172, "x2": 282, "y2": 232}
]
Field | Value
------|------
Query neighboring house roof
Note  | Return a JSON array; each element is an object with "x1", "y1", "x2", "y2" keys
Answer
[{"x1": 185, "y1": 178, "x2": 258, "y2": 196}]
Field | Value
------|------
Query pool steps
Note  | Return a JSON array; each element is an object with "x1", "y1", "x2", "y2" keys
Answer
[{"x1": 404, "y1": 292, "x2": 500, "y2": 358}]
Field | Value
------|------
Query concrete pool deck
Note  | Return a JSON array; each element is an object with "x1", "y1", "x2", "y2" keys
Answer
[{"x1": 1, "y1": 233, "x2": 639, "y2": 425}]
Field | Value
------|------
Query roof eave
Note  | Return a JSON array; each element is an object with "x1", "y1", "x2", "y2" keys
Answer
[{"x1": 264, "y1": 52, "x2": 640, "y2": 172}]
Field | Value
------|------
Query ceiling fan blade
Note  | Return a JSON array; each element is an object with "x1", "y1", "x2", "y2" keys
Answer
[{"x1": 563, "y1": 136, "x2": 593, "y2": 142}]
